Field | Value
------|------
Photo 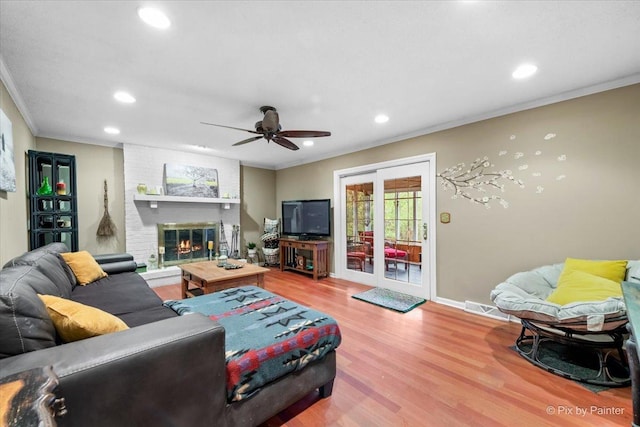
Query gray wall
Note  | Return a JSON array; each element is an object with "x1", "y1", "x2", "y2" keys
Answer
[{"x1": 240, "y1": 166, "x2": 277, "y2": 256}]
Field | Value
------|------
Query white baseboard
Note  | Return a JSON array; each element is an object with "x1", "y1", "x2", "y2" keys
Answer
[
  {"x1": 433, "y1": 297, "x2": 465, "y2": 310},
  {"x1": 430, "y1": 297, "x2": 519, "y2": 323}
]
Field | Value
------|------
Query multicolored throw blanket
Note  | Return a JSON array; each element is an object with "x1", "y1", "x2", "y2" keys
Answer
[{"x1": 164, "y1": 286, "x2": 341, "y2": 402}]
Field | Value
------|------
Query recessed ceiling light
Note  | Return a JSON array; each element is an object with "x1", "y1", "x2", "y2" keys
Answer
[
  {"x1": 114, "y1": 91, "x2": 136, "y2": 103},
  {"x1": 512, "y1": 63, "x2": 538, "y2": 79},
  {"x1": 374, "y1": 114, "x2": 389, "y2": 124},
  {"x1": 303, "y1": 140, "x2": 314, "y2": 147},
  {"x1": 104, "y1": 127, "x2": 120, "y2": 135},
  {"x1": 138, "y1": 7, "x2": 171, "y2": 29}
]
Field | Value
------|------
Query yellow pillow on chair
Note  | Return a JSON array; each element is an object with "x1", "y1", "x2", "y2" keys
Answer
[
  {"x1": 546, "y1": 269, "x2": 622, "y2": 305},
  {"x1": 38, "y1": 295, "x2": 128, "y2": 342},
  {"x1": 563, "y1": 258, "x2": 627, "y2": 282}
]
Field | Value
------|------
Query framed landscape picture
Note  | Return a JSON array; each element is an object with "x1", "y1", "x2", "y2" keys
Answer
[
  {"x1": 0, "y1": 109, "x2": 16, "y2": 192},
  {"x1": 163, "y1": 163, "x2": 219, "y2": 198}
]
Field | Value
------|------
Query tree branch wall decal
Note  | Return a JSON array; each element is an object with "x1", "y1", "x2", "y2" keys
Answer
[
  {"x1": 438, "y1": 132, "x2": 567, "y2": 209},
  {"x1": 437, "y1": 156, "x2": 524, "y2": 208}
]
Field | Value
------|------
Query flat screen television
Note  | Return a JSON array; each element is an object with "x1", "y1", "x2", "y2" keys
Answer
[{"x1": 281, "y1": 199, "x2": 331, "y2": 239}]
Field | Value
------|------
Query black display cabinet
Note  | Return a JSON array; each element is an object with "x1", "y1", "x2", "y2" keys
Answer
[{"x1": 28, "y1": 150, "x2": 78, "y2": 251}]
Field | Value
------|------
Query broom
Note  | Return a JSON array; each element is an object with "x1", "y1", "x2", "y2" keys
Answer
[{"x1": 97, "y1": 179, "x2": 117, "y2": 239}]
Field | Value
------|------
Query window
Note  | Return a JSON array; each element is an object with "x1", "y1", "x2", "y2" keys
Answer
[{"x1": 383, "y1": 176, "x2": 422, "y2": 243}]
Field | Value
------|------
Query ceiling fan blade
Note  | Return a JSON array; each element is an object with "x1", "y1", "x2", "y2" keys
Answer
[
  {"x1": 232, "y1": 136, "x2": 264, "y2": 146},
  {"x1": 201, "y1": 122, "x2": 261, "y2": 134},
  {"x1": 278, "y1": 130, "x2": 331, "y2": 138},
  {"x1": 273, "y1": 136, "x2": 300, "y2": 151}
]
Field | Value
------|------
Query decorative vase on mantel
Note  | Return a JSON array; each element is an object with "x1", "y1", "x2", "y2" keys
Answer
[{"x1": 137, "y1": 183, "x2": 147, "y2": 195}]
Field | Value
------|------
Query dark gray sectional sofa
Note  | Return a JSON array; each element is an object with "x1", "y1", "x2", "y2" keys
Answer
[{"x1": 0, "y1": 243, "x2": 337, "y2": 426}]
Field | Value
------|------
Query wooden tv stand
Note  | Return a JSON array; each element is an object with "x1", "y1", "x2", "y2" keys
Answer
[{"x1": 280, "y1": 238, "x2": 330, "y2": 281}]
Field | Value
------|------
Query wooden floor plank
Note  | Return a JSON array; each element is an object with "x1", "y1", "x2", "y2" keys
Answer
[{"x1": 153, "y1": 268, "x2": 633, "y2": 426}]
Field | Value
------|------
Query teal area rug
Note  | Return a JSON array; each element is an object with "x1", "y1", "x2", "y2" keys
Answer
[
  {"x1": 352, "y1": 287, "x2": 426, "y2": 313},
  {"x1": 511, "y1": 342, "x2": 630, "y2": 393}
]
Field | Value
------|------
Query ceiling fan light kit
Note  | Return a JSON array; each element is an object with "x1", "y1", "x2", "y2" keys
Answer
[{"x1": 202, "y1": 106, "x2": 331, "y2": 151}]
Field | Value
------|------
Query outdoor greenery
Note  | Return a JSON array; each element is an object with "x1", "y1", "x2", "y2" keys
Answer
[
  {"x1": 384, "y1": 191, "x2": 422, "y2": 242},
  {"x1": 346, "y1": 187, "x2": 421, "y2": 243}
]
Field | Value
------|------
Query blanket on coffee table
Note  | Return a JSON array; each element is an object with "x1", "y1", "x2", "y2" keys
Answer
[{"x1": 164, "y1": 286, "x2": 341, "y2": 402}]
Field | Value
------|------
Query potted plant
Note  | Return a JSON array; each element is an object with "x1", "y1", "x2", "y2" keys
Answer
[{"x1": 246, "y1": 242, "x2": 257, "y2": 257}]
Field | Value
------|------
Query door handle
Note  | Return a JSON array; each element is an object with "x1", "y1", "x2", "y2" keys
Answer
[{"x1": 423, "y1": 223, "x2": 428, "y2": 240}]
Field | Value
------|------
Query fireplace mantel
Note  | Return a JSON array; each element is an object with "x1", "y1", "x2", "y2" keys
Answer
[{"x1": 133, "y1": 194, "x2": 240, "y2": 209}]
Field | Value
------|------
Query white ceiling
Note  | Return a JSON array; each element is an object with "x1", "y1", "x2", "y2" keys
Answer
[{"x1": 1, "y1": 1, "x2": 639, "y2": 170}]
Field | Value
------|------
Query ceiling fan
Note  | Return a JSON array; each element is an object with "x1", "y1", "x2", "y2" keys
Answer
[{"x1": 201, "y1": 106, "x2": 331, "y2": 151}]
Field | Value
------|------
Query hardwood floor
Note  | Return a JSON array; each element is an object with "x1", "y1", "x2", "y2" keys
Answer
[{"x1": 153, "y1": 268, "x2": 633, "y2": 427}]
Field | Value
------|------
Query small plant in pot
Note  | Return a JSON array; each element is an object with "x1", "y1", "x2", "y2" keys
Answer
[{"x1": 246, "y1": 242, "x2": 257, "y2": 256}]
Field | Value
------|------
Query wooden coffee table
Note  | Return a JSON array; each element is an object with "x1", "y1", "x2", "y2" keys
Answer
[{"x1": 180, "y1": 261, "x2": 270, "y2": 299}]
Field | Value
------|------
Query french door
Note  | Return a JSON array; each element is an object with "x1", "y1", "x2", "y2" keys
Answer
[{"x1": 335, "y1": 155, "x2": 435, "y2": 299}]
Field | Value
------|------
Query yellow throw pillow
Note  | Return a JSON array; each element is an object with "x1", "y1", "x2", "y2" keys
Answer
[
  {"x1": 546, "y1": 269, "x2": 622, "y2": 305},
  {"x1": 38, "y1": 294, "x2": 128, "y2": 342},
  {"x1": 563, "y1": 258, "x2": 627, "y2": 282},
  {"x1": 60, "y1": 251, "x2": 107, "y2": 285}
]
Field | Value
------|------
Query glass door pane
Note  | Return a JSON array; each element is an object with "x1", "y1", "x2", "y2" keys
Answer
[
  {"x1": 382, "y1": 176, "x2": 422, "y2": 284},
  {"x1": 345, "y1": 181, "x2": 374, "y2": 274},
  {"x1": 339, "y1": 172, "x2": 376, "y2": 283}
]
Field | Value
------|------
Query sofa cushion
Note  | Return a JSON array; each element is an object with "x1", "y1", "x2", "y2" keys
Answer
[
  {"x1": 70, "y1": 272, "x2": 177, "y2": 327},
  {"x1": 0, "y1": 266, "x2": 58, "y2": 358},
  {"x1": 3, "y1": 242, "x2": 70, "y2": 269},
  {"x1": 117, "y1": 305, "x2": 178, "y2": 327},
  {"x1": 61, "y1": 251, "x2": 108, "y2": 285},
  {"x1": 3, "y1": 244, "x2": 75, "y2": 297},
  {"x1": 38, "y1": 294, "x2": 129, "y2": 342}
]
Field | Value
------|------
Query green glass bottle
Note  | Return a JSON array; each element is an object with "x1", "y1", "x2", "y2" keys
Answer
[{"x1": 37, "y1": 176, "x2": 53, "y2": 195}]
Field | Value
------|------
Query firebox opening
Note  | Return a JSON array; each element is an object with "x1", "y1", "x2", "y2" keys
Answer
[{"x1": 157, "y1": 222, "x2": 217, "y2": 267}]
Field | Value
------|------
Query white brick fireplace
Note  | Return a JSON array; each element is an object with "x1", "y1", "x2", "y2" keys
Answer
[{"x1": 123, "y1": 144, "x2": 240, "y2": 285}]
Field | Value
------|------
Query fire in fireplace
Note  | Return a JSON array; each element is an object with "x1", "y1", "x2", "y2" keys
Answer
[
  {"x1": 157, "y1": 222, "x2": 217, "y2": 267},
  {"x1": 178, "y1": 239, "x2": 199, "y2": 254}
]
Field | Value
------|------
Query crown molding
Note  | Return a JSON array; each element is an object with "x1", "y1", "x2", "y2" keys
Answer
[
  {"x1": 0, "y1": 55, "x2": 38, "y2": 135},
  {"x1": 37, "y1": 131, "x2": 123, "y2": 149},
  {"x1": 238, "y1": 160, "x2": 276, "y2": 170}
]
